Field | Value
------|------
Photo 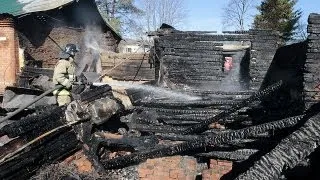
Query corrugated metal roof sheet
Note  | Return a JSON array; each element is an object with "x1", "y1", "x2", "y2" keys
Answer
[
  {"x1": 0, "y1": 0, "x2": 122, "y2": 39},
  {"x1": 0, "y1": 0, "x2": 74, "y2": 16}
]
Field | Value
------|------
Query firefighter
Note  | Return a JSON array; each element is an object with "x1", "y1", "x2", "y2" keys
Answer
[{"x1": 53, "y1": 44, "x2": 79, "y2": 106}]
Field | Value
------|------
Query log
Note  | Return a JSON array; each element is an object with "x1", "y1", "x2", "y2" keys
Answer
[{"x1": 0, "y1": 130, "x2": 79, "y2": 180}]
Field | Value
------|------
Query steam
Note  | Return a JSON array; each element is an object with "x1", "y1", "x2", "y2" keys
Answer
[
  {"x1": 218, "y1": 53, "x2": 243, "y2": 92},
  {"x1": 98, "y1": 81, "x2": 201, "y2": 101},
  {"x1": 76, "y1": 26, "x2": 105, "y2": 76}
]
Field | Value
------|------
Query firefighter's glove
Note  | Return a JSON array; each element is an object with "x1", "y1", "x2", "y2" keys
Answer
[{"x1": 62, "y1": 80, "x2": 72, "y2": 89}]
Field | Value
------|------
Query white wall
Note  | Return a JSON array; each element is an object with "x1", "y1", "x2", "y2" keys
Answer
[{"x1": 120, "y1": 44, "x2": 149, "y2": 53}]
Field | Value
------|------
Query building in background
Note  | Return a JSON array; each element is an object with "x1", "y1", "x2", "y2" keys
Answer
[{"x1": 119, "y1": 39, "x2": 150, "y2": 54}]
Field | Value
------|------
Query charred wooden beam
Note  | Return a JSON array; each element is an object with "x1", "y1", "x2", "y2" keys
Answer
[
  {"x1": 1, "y1": 106, "x2": 65, "y2": 139},
  {"x1": 127, "y1": 123, "x2": 186, "y2": 133},
  {"x1": 157, "y1": 114, "x2": 213, "y2": 122},
  {"x1": 181, "y1": 81, "x2": 283, "y2": 134},
  {"x1": 157, "y1": 41, "x2": 223, "y2": 49},
  {"x1": 141, "y1": 82, "x2": 281, "y2": 135},
  {"x1": 159, "y1": 34, "x2": 251, "y2": 41},
  {"x1": 0, "y1": 138, "x2": 25, "y2": 158},
  {"x1": 196, "y1": 149, "x2": 259, "y2": 161},
  {"x1": 76, "y1": 84, "x2": 112, "y2": 103},
  {"x1": 157, "y1": 114, "x2": 248, "y2": 123},
  {"x1": 95, "y1": 133, "x2": 158, "y2": 151},
  {"x1": 120, "y1": 110, "x2": 160, "y2": 125},
  {"x1": 189, "y1": 90, "x2": 254, "y2": 96},
  {"x1": 161, "y1": 120, "x2": 200, "y2": 125},
  {"x1": 129, "y1": 82, "x2": 282, "y2": 135},
  {"x1": 236, "y1": 106, "x2": 320, "y2": 180},
  {"x1": 137, "y1": 100, "x2": 242, "y2": 108},
  {"x1": 0, "y1": 130, "x2": 79, "y2": 180},
  {"x1": 156, "y1": 134, "x2": 202, "y2": 141},
  {"x1": 135, "y1": 107, "x2": 220, "y2": 115},
  {"x1": 162, "y1": 52, "x2": 222, "y2": 59},
  {"x1": 103, "y1": 114, "x2": 304, "y2": 169}
]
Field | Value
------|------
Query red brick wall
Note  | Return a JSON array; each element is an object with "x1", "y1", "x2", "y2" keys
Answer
[
  {"x1": 61, "y1": 152, "x2": 234, "y2": 180},
  {"x1": 19, "y1": 27, "x2": 119, "y2": 69},
  {"x1": 0, "y1": 15, "x2": 18, "y2": 94},
  {"x1": 138, "y1": 156, "x2": 198, "y2": 180},
  {"x1": 202, "y1": 159, "x2": 233, "y2": 180},
  {"x1": 19, "y1": 27, "x2": 84, "y2": 68},
  {"x1": 137, "y1": 156, "x2": 233, "y2": 180},
  {"x1": 17, "y1": 13, "x2": 120, "y2": 69}
]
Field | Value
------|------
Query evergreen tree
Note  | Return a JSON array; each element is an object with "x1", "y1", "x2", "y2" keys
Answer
[{"x1": 253, "y1": 0, "x2": 301, "y2": 41}]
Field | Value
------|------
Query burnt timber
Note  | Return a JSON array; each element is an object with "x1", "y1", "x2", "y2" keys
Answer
[{"x1": 1, "y1": 13, "x2": 320, "y2": 180}]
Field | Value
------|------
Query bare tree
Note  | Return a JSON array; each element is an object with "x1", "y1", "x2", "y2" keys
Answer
[
  {"x1": 140, "y1": 0, "x2": 188, "y2": 32},
  {"x1": 222, "y1": 0, "x2": 254, "y2": 31},
  {"x1": 96, "y1": 0, "x2": 143, "y2": 34}
]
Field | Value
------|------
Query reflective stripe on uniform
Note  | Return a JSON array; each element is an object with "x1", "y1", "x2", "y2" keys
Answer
[
  {"x1": 69, "y1": 74, "x2": 75, "y2": 82},
  {"x1": 53, "y1": 89, "x2": 71, "y2": 96},
  {"x1": 61, "y1": 79, "x2": 70, "y2": 87},
  {"x1": 57, "y1": 95, "x2": 71, "y2": 106}
]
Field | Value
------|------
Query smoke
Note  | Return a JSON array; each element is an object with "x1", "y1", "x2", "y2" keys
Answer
[
  {"x1": 69, "y1": 0, "x2": 115, "y2": 77},
  {"x1": 76, "y1": 26, "x2": 105, "y2": 76},
  {"x1": 102, "y1": 81, "x2": 201, "y2": 101}
]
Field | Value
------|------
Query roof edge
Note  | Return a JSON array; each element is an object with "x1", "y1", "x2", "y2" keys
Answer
[{"x1": 95, "y1": 4, "x2": 122, "y2": 40}]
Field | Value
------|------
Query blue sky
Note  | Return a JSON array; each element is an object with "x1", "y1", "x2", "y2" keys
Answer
[{"x1": 181, "y1": 0, "x2": 320, "y2": 32}]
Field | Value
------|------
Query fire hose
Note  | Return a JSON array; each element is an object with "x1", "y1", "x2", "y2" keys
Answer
[{"x1": 0, "y1": 85, "x2": 63, "y2": 123}]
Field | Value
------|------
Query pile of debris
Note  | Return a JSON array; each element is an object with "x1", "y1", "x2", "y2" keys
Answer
[
  {"x1": 0, "y1": 82, "x2": 263, "y2": 177},
  {"x1": 0, "y1": 79, "x2": 318, "y2": 180},
  {"x1": 1, "y1": 14, "x2": 320, "y2": 180}
]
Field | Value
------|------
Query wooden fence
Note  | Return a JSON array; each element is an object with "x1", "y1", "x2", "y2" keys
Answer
[{"x1": 101, "y1": 53, "x2": 155, "y2": 81}]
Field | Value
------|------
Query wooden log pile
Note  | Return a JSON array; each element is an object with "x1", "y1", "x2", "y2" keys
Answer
[
  {"x1": 249, "y1": 30, "x2": 280, "y2": 90},
  {"x1": 108, "y1": 82, "x2": 284, "y2": 165},
  {"x1": 0, "y1": 106, "x2": 79, "y2": 180},
  {"x1": 0, "y1": 85, "x2": 115, "y2": 179},
  {"x1": 154, "y1": 29, "x2": 279, "y2": 92},
  {"x1": 154, "y1": 32, "x2": 249, "y2": 90},
  {"x1": 304, "y1": 13, "x2": 320, "y2": 109},
  {"x1": 103, "y1": 80, "x2": 320, "y2": 180},
  {"x1": 0, "y1": 81, "x2": 283, "y2": 179},
  {"x1": 151, "y1": 29, "x2": 282, "y2": 115}
]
